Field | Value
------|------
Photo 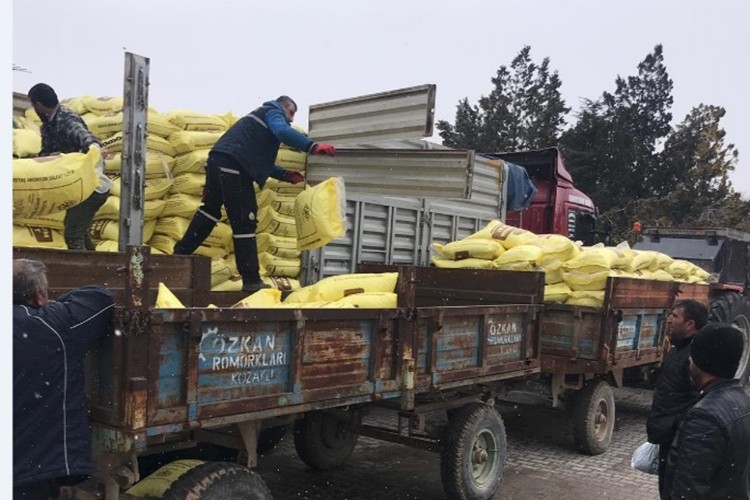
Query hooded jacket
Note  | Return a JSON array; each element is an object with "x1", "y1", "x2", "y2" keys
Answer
[
  {"x1": 210, "y1": 100, "x2": 314, "y2": 188},
  {"x1": 664, "y1": 378, "x2": 750, "y2": 499},
  {"x1": 13, "y1": 286, "x2": 115, "y2": 487}
]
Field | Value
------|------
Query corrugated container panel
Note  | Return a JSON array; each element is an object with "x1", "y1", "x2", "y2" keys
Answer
[
  {"x1": 306, "y1": 149, "x2": 474, "y2": 199},
  {"x1": 308, "y1": 84, "x2": 436, "y2": 145}
]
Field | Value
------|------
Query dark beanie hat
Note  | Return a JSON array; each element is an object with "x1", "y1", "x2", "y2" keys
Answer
[
  {"x1": 690, "y1": 323, "x2": 744, "y2": 379},
  {"x1": 28, "y1": 83, "x2": 59, "y2": 107}
]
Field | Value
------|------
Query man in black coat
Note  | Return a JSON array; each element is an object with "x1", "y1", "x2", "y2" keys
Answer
[
  {"x1": 647, "y1": 299, "x2": 708, "y2": 498},
  {"x1": 13, "y1": 259, "x2": 115, "y2": 499},
  {"x1": 664, "y1": 323, "x2": 750, "y2": 499}
]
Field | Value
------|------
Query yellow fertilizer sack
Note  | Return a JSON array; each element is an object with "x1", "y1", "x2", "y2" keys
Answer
[
  {"x1": 564, "y1": 247, "x2": 623, "y2": 273},
  {"x1": 60, "y1": 96, "x2": 91, "y2": 115},
  {"x1": 650, "y1": 252, "x2": 675, "y2": 271},
  {"x1": 125, "y1": 460, "x2": 204, "y2": 498},
  {"x1": 168, "y1": 130, "x2": 223, "y2": 154},
  {"x1": 544, "y1": 282, "x2": 572, "y2": 303},
  {"x1": 691, "y1": 265, "x2": 710, "y2": 281},
  {"x1": 433, "y1": 239, "x2": 504, "y2": 260},
  {"x1": 102, "y1": 132, "x2": 177, "y2": 157},
  {"x1": 167, "y1": 110, "x2": 228, "y2": 132},
  {"x1": 13, "y1": 225, "x2": 67, "y2": 249},
  {"x1": 666, "y1": 260, "x2": 693, "y2": 280},
  {"x1": 172, "y1": 150, "x2": 211, "y2": 176},
  {"x1": 294, "y1": 177, "x2": 346, "y2": 251},
  {"x1": 260, "y1": 178, "x2": 306, "y2": 196},
  {"x1": 154, "y1": 216, "x2": 232, "y2": 249},
  {"x1": 334, "y1": 292, "x2": 398, "y2": 309},
  {"x1": 161, "y1": 193, "x2": 202, "y2": 218},
  {"x1": 492, "y1": 244, "x2": 543, "y2": 268},
  {"x1": 532, "y1": 234, "x2": 579, "y2": 265},
  {"x1": 24, "y1": 107, "x2": 42, "y2": 126},
  {"x1": 148, "y1": 234, "x2": 226, "y2": 258},
  {"x1": 94, "y1": 196, "x2": 167, "y2": 222},
  {"x1": 85, "y1": 112, "x2": 123, "y2": 139},
  {"x1": 82, "y1": 96, "x2": 123, "y2": 116},
  {"x1": 276, "y1": 148, "x2": 307, "y2": 170},
  {"x1": 155, "y1": 282, "x2": 185, "y2": 308},
  {"x1": 211, "y1": 258, "x2": 233, "y2": 287},
  {"x1": 307, "y1": 272, "x2": 399, "y2": 303},
  {"x1": 232, "y1": 288, "x2": 283, "y2": 308},
  {"x1": 110, "y1": 176, "x2": 173, "y2": 201},
  {"x1": 283, "y1": 285, "x2": 315, "y2": 304},
  {"x1": 539, "y1": 260, "x2": 564, "y2": 285},
  {"x1": 13, "y1": 148, "x2": 100, "y2": 219},
  {"x1": 89, "y1": 219, "x2": 157, "y2": 244},
  {"x1": 432, "y1": 256, "x2": 494, "y2": 269},
  {"x1": 465, "y1": 220, "x2": 536, "y2": 249},
  {"x1": 212, "y1": 275, "x2": 242, "y2": 292},
  {"x1": 171, "y1": 173, "x2": 206, "y2": 196},
  {"x1": 562, "y1": 268, "x2": 611, "y2": 291},
  {"x1": 259, "y1": 253, "x2": 301, "y2": 278},
  {"x1": 650, "y1": 269, "x2": 676, "y2": 282},
  {"x1": 258, "y1": 206, "x2": 297, "y2": 238},
  {"x1": 14, "y1": 211, "x2": 66, "y2": 231},
  {"x1": 13, "y1": 129, "x2": 42, "y2": 157},
  {"x1": 263, "y1": 276, "x2": 301, "y2": 292},
  {"x1": 94, "y1": 240, "x2": 119, "y2": 253},
  {"x1": 257, "y1": 233, "x2": 300, "y2": 259},
  {"x1": 148, "y1": 111, "x2": 182, "y2": 138},
  {"x1": 626, "y1": 250, "x2": 659, "y2": 272},
  {"x1": 565, "y1": 290, "x2": 606, "y2": 308},
  {"x1": 104, "y1": 151, "x2": 175, "y2": 179}
]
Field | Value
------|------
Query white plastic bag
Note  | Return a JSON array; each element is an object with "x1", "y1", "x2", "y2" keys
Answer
[{"x1": 631, "y1": 441, "x2": 660, "y2": 475}]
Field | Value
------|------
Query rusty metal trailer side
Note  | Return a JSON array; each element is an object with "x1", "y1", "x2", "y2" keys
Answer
[{"x1": 539, "y1": 277, "x2": 710, "y2": 377}]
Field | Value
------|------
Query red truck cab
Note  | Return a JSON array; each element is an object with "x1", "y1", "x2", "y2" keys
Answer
[{"x1": 487, "y1": 148, "x2": 601, "y2": 244}]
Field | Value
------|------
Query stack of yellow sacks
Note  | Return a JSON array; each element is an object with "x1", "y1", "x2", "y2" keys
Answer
[
  {"x1": 431, "y1": 220, "x2": 711, "y2": 308},
  {"x1": 155, "y1": 272, "x2": 399, "y2": 310}
]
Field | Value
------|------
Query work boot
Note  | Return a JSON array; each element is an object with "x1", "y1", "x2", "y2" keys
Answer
[{"x1": 242, "y1": 281, "x2": 272, "y2": 293}]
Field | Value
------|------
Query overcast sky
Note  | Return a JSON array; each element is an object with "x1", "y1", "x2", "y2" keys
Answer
[{"x1": 11, "y1": 0, "x2": 750, "y2": 196}]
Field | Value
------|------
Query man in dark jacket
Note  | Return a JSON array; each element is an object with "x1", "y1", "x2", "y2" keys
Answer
[
  {"x1": 28, "y1": 83, "x2": 112, "y2": 250},
  {"x1": 664, "y1": 323, "x2": 750, "y2": 499},
  {"x1": 647, "y1": 299, "x2": 708, "y2": 498},
  {"x1": 13, "y1": 259, "x2": 115, "y2": 499},
  {"x1": 174, "y1": 95, "x2": 336, "y2": 293}
]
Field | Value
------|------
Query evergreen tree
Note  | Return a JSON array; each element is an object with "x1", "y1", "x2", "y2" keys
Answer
[{"x1": 438, "y1": 46, "x2": 569, "y2": 152}]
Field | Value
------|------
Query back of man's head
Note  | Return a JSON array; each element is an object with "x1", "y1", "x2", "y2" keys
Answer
[
  {"x1": 276, "y1": 95, "x2": 297, "y2": 111},
  {"x1": 13, "y1": 259, "x2": 48, "y2": 305},
  {"x1": 690, "y1": 323, "x2": 744, "y2": 379},
  {"x1": 28, "y1": 83, "x2": 59, "y2": 108},
  {"x1": 674, "y1": 299, "x2": 708, "y2": 332}
]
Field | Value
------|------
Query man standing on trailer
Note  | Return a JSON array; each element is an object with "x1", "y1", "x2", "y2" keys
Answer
[{"x1": 173, "y1": 95, "x2": 336, "y2": 293}]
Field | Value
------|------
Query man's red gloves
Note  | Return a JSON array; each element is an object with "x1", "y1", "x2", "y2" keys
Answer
[
  {"x1": 283, "y1": 170, "x2": 305, "y2": 184},
  {"x1": 310, "y1": 143, "x2": 336, "y2": 156}
]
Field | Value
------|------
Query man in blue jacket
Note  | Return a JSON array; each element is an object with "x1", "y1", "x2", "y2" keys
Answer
[
  {"x1": 174, "y1": 96, "x2": 336, "y2": 293},
  {"x1": 13, "y1": 259, "x2": 115, "y2": 499}
]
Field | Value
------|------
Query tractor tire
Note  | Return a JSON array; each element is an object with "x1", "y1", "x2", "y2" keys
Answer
[
  {"x1": 293, "y1": 411, "x2": 359, "y2": 471},
  {"x1": 440, "y1": 402, "x2": 506, "y2": 500},
  {"x1": 162, "y1": 461, "x2": 272, "y2": 500},
  {"x1": 709, "y1": 292, "x2": 750, "y2": 385},
  {"x1": 572, "y1": 379, "x2": 615, "y2": 455}
]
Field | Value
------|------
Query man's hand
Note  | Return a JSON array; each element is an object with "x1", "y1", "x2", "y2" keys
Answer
[
  {"x1": 310, "y1": 143, "x2": 336, "y2": 156},
  {"x1": 283, "y1": 170, "x2": 305, "y2": 184}
]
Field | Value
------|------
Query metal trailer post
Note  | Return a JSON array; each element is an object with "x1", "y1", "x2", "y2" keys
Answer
[{"x1": 119, "y1": 52, "x2": 150, "y2": 250}]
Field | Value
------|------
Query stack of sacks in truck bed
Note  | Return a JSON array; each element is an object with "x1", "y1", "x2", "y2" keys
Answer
[{"x1": 430, "y1": 220, "x2": 711, "y2": 308}]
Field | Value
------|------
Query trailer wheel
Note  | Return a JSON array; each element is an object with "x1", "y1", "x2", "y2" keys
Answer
[
  {"x1": 572, "y1": 379, "x2": 615, "y2": 455},
  {"x1": 293, "y1": 411, "x2": 359, "y2": 470},
  {"x1": 709, "y1": 292, "x2": 750, "y2": 384},
  {"x1": 162, "y1": 461, "x2": 271, "y2": 500},
  {"x1": 440, "y1": 403, "x2": 506, "y2": 500}
]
